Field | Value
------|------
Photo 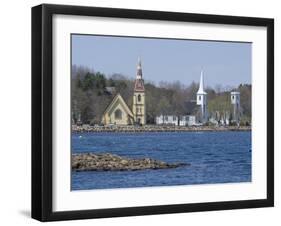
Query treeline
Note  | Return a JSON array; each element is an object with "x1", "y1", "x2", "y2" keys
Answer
[{"x1": 72, "y1": 65, "x2": 251, "y2": 125}]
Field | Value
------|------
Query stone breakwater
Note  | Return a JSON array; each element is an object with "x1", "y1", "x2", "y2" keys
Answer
[
  {"x1": 72, "y1": 125, "x2": 251, "y2": 133},
  {"x1": 72, "y1": 153, "x2": 189, "y2": 172}
]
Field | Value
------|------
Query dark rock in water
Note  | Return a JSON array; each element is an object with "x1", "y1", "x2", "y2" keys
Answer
[{"x1": 72, "y1": 153, "x2": 189, "y2": 172}]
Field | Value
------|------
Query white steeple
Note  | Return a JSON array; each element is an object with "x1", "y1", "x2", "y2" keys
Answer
[
  {"x1": 196, "y1": 70, "x2": 208, "y2": 123},
  {"x1": 197, "y1": 70, "x2": 207, "y2": 94}
]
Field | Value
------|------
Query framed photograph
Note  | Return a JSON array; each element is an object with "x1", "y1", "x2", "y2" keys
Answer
[{"x1": 32, "y1": 4, "x2": 274, "y2": 221}]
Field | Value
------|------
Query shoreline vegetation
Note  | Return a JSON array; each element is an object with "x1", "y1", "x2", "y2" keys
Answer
[
  {"x1": 72, "y1": 153, "x2": 189, "y2": 172},
  {"x1": 71, "y1": 66, "x2": 252, "y2": 126},
  {"x1": 72, "y1": 125, "x2": 251, "y2": 133}
]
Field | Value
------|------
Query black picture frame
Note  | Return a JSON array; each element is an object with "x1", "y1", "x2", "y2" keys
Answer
[{"x1": 32, "y1": 4, "x2": 274, "y2": 222}]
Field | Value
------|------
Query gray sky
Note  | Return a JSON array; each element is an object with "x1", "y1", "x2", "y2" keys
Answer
[{"x1": 72, "y1": 34, "x2": 252, "y2": 88}]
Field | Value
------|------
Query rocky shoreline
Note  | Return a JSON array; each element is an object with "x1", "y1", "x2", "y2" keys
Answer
[
  {"x1": 72, "y1": 153, "x2": 189, "y2": 172},
  {"x1": 72, "y1": 125, "x2": 251, "y2": 133}
]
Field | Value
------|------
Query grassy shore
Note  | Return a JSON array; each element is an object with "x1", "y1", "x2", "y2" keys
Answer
[{"x1": 72, "y1": 124, "x2": 251, "y2": 133}]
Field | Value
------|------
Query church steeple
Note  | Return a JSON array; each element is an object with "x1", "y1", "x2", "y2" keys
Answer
[
  {"x1": 196, "y1": 70, "x2": 208, "y2": 123},
  {"x1": 133, "y1": 57, "x2": 146, "y2": 125},
  {"x1": 136, "y1": 57, "x2": 142, "y2": 80},
  {"x1": 134, "y1": 57, "x2": 145, "y2": 92},
  {"x1": 197, "y1": 70, "x2": 206, "y2": 94}
]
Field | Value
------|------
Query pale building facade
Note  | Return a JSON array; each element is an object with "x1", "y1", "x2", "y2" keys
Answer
[
  {"x1": 155, "y1": 115, "x2": 196, "y2": 126},
  {"x1": 101, "y1": 93, "x2": 134, "y2": 125},
  {"x1": 156, "y1": 115, "x2": 178, "y2": 125},
  {"x1": 179, "y1": 115, "x2": 196, "y2": 126}
]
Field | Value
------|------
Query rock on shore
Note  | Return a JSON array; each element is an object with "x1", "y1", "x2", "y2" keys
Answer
[{"x1": 72, "y1": 153, "x2": 189, "y2": 172}]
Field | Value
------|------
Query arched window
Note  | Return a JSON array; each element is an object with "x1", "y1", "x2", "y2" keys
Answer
[
  {"x1": 114, "y1": 109, "x2": 122, "y2": 119},
  {"x1": 199, "y1": 96, "x2": 201, "y2": 101},
  {"x1": 138, "y1": 94, "x2": 141, "y2": 102}
]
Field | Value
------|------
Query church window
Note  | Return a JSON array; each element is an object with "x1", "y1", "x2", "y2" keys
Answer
[
  {"x1": 199, "y1": 96, "x2": 201, "y2": 100},
  {"x1": 138, "y1": 94, "x2": 141, "y2": 102},
  {"x1": 114, "y1": 109, "x2": 122, "y2": 119}
]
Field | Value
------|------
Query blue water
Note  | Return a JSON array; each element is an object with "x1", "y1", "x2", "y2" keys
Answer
[{"x1": 71, "y1": 131, "x2": 251, "y2": 190}]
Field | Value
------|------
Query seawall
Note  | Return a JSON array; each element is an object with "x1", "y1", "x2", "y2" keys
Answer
[{"x1": 72, "y1": 125, "x2": 251, "y2": 133}]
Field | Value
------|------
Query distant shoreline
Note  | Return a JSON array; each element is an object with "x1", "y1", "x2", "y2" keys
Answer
[{"x1": 72, "y1": 125, "x2": 251, "y2": 133}]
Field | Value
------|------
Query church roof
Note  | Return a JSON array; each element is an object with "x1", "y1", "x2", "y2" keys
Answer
[
  {"x1": 134, "y1": 79, "x2": 145, "y2": 92},
  {"x1": 104, "y1": 86, "x2": 116, "y2": 94},
  {"x1": 102, "y1": 93, "x2": 134, "y2": 117}
]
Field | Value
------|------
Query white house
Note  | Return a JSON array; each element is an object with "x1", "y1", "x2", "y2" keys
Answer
[
  {"x1": 156, "y1": 115, "x2": 178, "y2": 125},
  {"x1": 155, "y1": 115, "x2": 196, "y2": 126},
  {"x1": 179, "y1": 115, "x2": 196, "y2": 126}
]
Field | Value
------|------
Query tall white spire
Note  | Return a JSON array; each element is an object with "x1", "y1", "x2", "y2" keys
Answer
[
  {"x1": 197, "y1": 70, "x2": 206, "y2": 94},
  {"x1": 196, "y1": 70, "x2": 208, "y2": 123}
]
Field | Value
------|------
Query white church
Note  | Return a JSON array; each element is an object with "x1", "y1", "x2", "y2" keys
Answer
[
  {"x1": 155, "y1": 71, "x2": 241, "y2": 126},
  {"x1": 195, "y1": 71, "x2": 241, "y2": 125},
  {"x1": 156, "y1": 71, "x2": 207, "y2": 126}
]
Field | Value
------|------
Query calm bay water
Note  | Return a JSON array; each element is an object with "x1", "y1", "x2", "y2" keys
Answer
[{"x1": 72, "y1": 131, "x2": 251, "y2": 190}]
